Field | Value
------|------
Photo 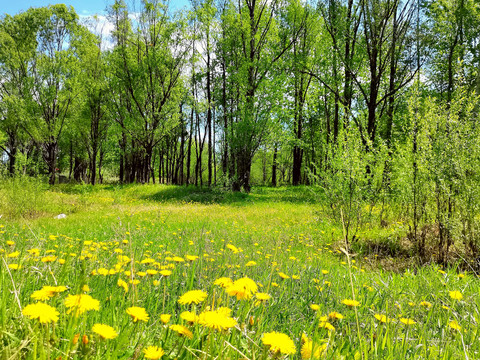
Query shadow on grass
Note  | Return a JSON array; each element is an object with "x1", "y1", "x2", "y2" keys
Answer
[{"x1": 141, "y1": 185, "x2": 321, "y2": 205}]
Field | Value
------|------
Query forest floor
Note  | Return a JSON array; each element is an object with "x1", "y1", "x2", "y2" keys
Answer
[{"x1": 0, "y1": 183, "x2": 478, "y2": 359}]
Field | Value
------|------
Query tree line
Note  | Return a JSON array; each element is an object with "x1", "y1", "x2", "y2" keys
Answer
[{"x1": 0, "y1": 0, "x2": 479, "y2": 193}]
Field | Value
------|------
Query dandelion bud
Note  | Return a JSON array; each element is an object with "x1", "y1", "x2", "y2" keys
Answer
[
  {"x1": 73, "y1": 333, "x2": 80, "y2": 345},
  {"x1": 82, "y1": 335, "x2": 89, "y2": 345}
]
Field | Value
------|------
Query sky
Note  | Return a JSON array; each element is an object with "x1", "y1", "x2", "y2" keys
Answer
[{"x1": 1, "y1": 0, "x2": 191, "y2": 17}]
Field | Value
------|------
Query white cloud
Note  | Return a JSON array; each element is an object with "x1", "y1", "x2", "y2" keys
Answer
[{"x1": 79, "y1": 14, "x2": 116, "y2": 50}]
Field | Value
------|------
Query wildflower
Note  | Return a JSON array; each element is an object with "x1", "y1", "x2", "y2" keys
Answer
[
  {"x1": 160, "y1": 314, "x2": 171, "y2": 324},
  {"x1": 328, "y1": 311, "x2": 344, "y2": 321},
  {"x1": 41, "y1": 255, "x2": 57, "y2": 263},
  {"x1": 126, "y1": 307, "x2": 149, "y2": 322},
  {"x1": 82, "y1": 335, "x2": 89, "y2": 344},
  {"x1": 374, "y1": 314, "x2": 390, "y2": 323},
  {"x1": 118, "y1": 279, "x2": 128, "y2": 293},
  {"x1": 7, "y1": 251, "x2": 19, "y2": 258},
  {"x1": 449, "y1": 291, "x2": 463, "y2": 301},
  {"x1": 65, "y1": 294, "x2": 100, "y2": 316},
  {"x1": 169, "y1": 324, "x2": 193, "y2": 339},
  {"x1": 255, "y1": 293, "x2": 271, "y2": 306},
  {"x1": 186, "y1": 255, "x2": 199, "y2": 261},
  {"x1": 310, "y1": 304, "x2": 320, "y2": 311},
  {"x1": 341, "y1": 299, "x2": 360, "y2": 307},
  {"x1": 448, "y1": 320, "x2": 461, "y2": 331},
  {"x1": 319, "y1": 320, "x2": 335, "y2": 331},
  {"x1": 180, "y1": 311, "x2": 197, "y2": 324},
  {"x1": 246, "y1": 261, "x2": 257, "y2": 267},
  {"x1": 92, "y1": 323, "x2": 118, "y2": 339},
  {"x1": 31, "y1": 286, "x2": 67, "y2": 301},
  {"x1": 262, "y1": 331, "x2": 296, "y2": 355},
  {"x1": 178, "y1": 290, "x2": 208, "y2": 305},
  {"x1": 321, "y1": 270, "x2": 329, "y2": 275},
  {"x1": 146, "y1": 269, "x2": 158, "y2": 276},
  {"x1": 214, "y1": 277, "x2": 233, "y2": 288},
  {"x1": 226, "y1": 277, "x2": 258, "y2": 300},
  {"x1": 400, "y1": 318, "x2": 416, "y2": 325},
  {"x1": 22, "y1": 303, "x2": 59, "y2": 324},
  {"x1": 143, "y1": 346, "x2": 165, "y2": 360},
  {"x1": 278, "y1": 272, "x2": 290, "y2": 280},
  {"x1": 198, "y1": 310, "x2": 237, "y2": 331},
  {"x1": 82, "y1": 284, "x2": 90, "y2": 292},
  {"x1": 419, "y1": 301, "x2": 432, "y2": 308},
  {"x1": 301, "y1": 338, "x2": 327, "y2": 359}
]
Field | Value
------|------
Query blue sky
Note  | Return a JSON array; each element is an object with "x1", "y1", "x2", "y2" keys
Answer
[{"x1": 2, "y1": 0, "x2": 191, "y2": 17}]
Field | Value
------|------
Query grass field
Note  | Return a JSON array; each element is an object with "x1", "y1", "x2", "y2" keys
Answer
[{"x1": 0, "y1": 183, "x2": 478, "y2": 359}]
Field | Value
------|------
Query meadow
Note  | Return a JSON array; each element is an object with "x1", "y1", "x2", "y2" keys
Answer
[{"x1": 0, "y1": 182, "x2": 478, "y2": 359}]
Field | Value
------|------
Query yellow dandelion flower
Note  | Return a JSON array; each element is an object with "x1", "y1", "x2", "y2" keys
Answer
[
  {"x1": 301, "y1": 338, "x2": 327, "y2": 359},
  {"x1": 226, "y1": 277, "x2": 258, "y2": 300},
  {"x1": 319, "y1": 321, "x2": 335, "y2": 331},
  {"x1": 143, "y1": 346, "x2": 164, "y2": 360},
  {"x1": 310, "y1": 304, "x2": 320, "y2": 311},
  {"x1": 126, "y1": 307, "x2": 149, "y2": 322},
  {"x1": 160, "y1": 314, "x2": 171, "y2": 324},
  {"x1": 8, "y1": 264, "x2": 21, "y2": 270},
  {"x1": 328, "y1": 311, "x2": 344, "y2": 320},
  {"x1": 246, "y1": 261, "x2": 257, "y2": 267},
  {"x1": 374, "y1": 314, "x2": 390, "y2": 323},
  {"x1": 448, "y1": 320, "x2": 461, "y2": 331},
  {"x1": 169, "y1": 324, "x2": 193, "y2": 339},
  {"x1": 214, "y1": 277, "x2": 233, "y2": 288},
  {"x1": 31, "y1": 286, "x2": 67, "y2": 301},
  {"x1": 7, "y1": 251, "x2": 19, "y2": 258},
  {"x1": 255, "y1": 293, "x2": 271, "y2": 304},
  {"x1": 22, "y1": 302, "x2": 59, "y2": 324},
  {"x1": 449, "y1": 291, "x2": 463, "y2": 300},
  {"x1": 65, "y1": 294, "x2": 100, "y2": 316},
  {"x1": 160, "y1": 270, "x2": 172, "y2": 277},
  {"x1": 186, "y1": 255, "x2": 199, "y2": 261},
  {"x1": 321, "y1": 270, "x2": 329, "y2": 275},
  {"x1": 117, "y1": 279, "x2": 128, "y2": 293},
  {"x1": 92, "y1": 323, "x2": 118, "y2": 339},
  {"x1": 400, "y1": 318, "x2": 416, "y2": 325},
  {"x1": 341, "y1": 299, "x2": 360, "y2": 307},
  {"x1": 180, "y1": 311, "x2": 197, "y2": 324},
  {"x1": 198, "y1": 310, "x2": 237, "y2": 331},
  {"x1": 262, "y1": 331, "x2": 296, "y2": 355},
  {"x1": 278, "y1": 272, "x2": 290, "y2": 280},
  {"x1": 178, "y1": 290, "x2": 207, "y2": 305}
]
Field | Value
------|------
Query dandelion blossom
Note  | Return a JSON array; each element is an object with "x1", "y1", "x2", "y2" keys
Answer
[
  {"x1": 126, "y1": 307, "x2": 149, "y2": 322},
  {"x1": 226, "y1": 277, "x2": 258, "y2": 300},
  {"x1": 65, "y1": 294, "x2": 100, "y2": 316},
  {"x1": 92, "y1": 323, "x2": 118, "y2": 339},
  {"x1": 448, "y1": 320, "x2": 461, "y2": 331},
  {"x1": 400, "y1": 318, "x2": 416, "y2": 325},
  {"x1": 328, "y1": 311, "x2": 344, "y2": 320},
  {"x1": 301, "y1": 338, "x2": 327, "y2": 359},
  {"x1": 178, "y1": 290, "x2": 208, "y2": 305},
  {"x1": 169, "y1": 324, "x2": 193, "y2": 339},
  {"x1": 374, "y1": 314, "x2": 390, "y2": 323},
  {"x1": 341, "y1": 299, "x2": 360, "y2": 307},
  {"x1": 310, "y1": 304, "x2": 320, "y2": 311},
  {"x1": 143, "y1": 346, "x2": 165, "y2": 360},
  {"x1": 214, "y1": 277, "x2": 233, "y2": 288},
  {"x1": 198, "y1": 310, "x2": 237, "y2": 331},
  {"x1": 22, "y1": 303, "x2": 59, "y2": 324},
  {"x1": 160, "y1": 314, "x2": 171, "y2": 324},
  {"x1": 449, "y1": 291, "x2": 463, "y2": 301},
  {"x1": 262, "y1": 331, "x2": 296, "y2": 355},
  {"x1": 180, "y1": 311, "x2": 198, "y2": 324}
]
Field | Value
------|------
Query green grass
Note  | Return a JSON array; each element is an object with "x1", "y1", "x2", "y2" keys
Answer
[{"x1": 0, "y1": 183, "x2": 478, "y2": 359}]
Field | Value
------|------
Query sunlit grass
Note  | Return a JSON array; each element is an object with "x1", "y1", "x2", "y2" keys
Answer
[{"x1": 0, "y1": 184, "x2": 478, "y2": 359}]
